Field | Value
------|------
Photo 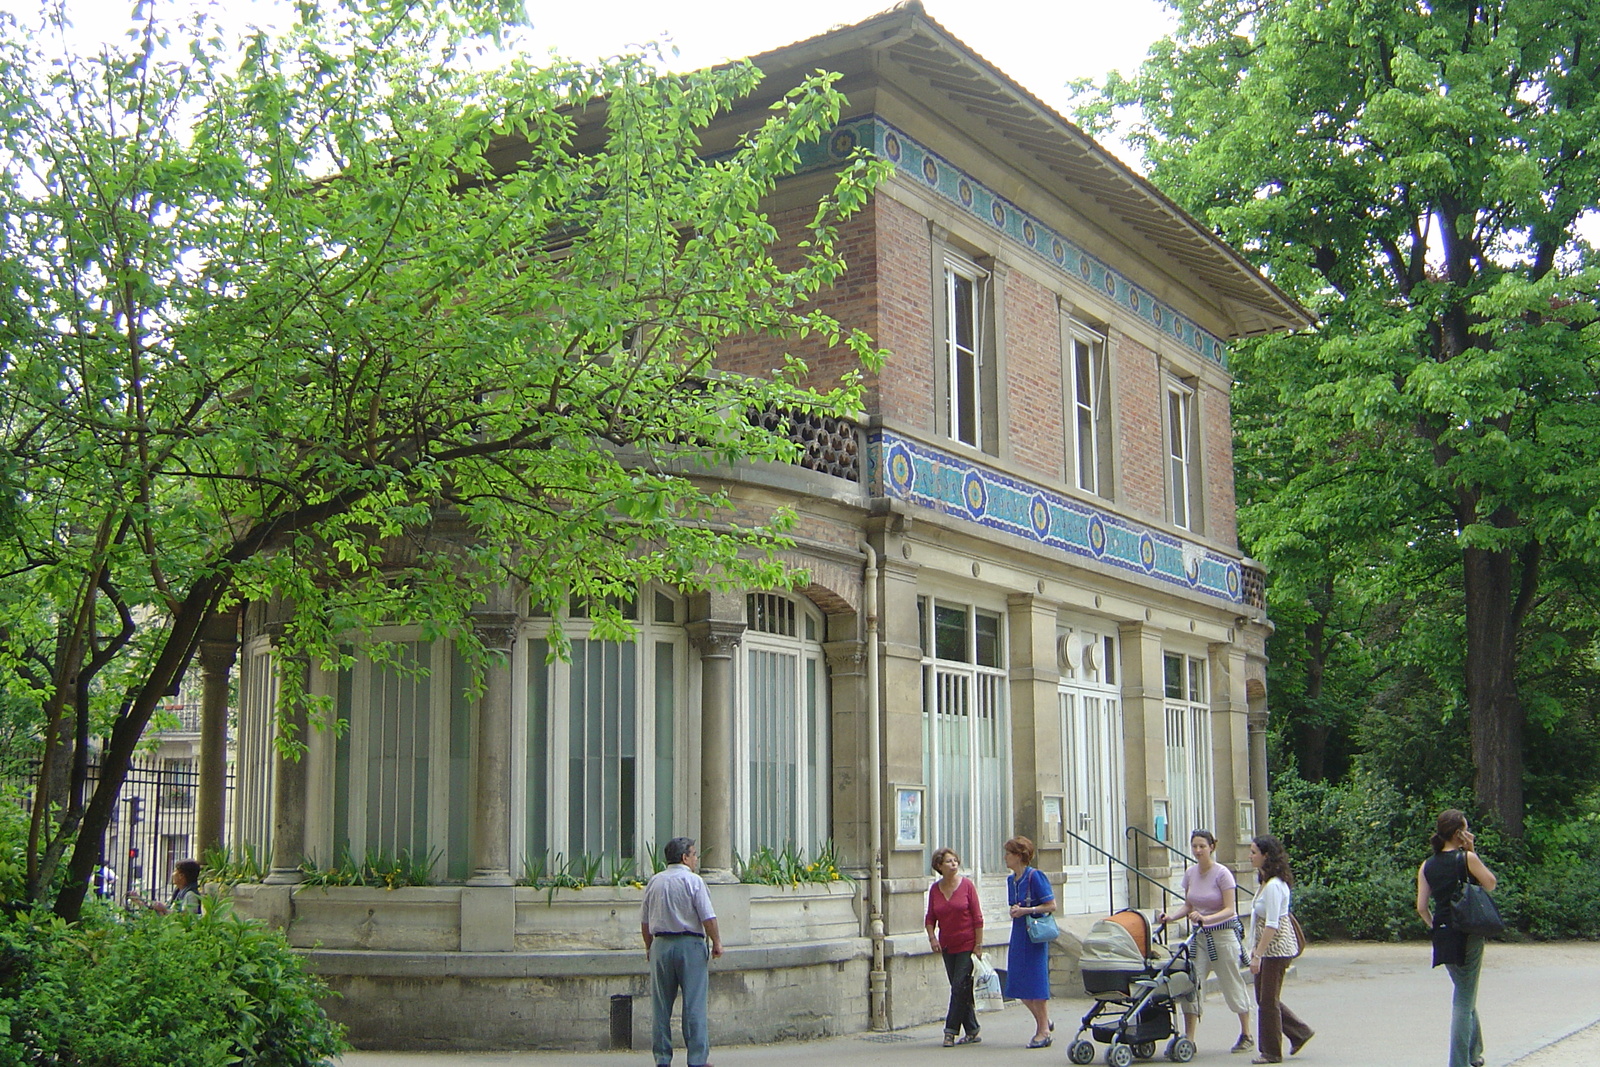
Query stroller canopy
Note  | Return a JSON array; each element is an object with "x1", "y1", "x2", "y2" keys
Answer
[{"x1": 1080, "y1": 911, "x2": 1151, "y2": 973}]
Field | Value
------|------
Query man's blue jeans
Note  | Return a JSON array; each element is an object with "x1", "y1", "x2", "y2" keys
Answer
[
  {"x1": 651, "y1": 935, "x2": 710, "y2": 1066},
  {"x1": 1444, "y1": 934, "x2": 1485, "y2": 1067}
]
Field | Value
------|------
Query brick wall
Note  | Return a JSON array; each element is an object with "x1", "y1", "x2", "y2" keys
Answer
[
  {"x1": 1200, "y1": 378, "x2": 1239, "y2": 548},
  {"x1": 714, "y1": 202, "x2": 883, "y2": 400},
  {"x1": 871, "y1": 196, "x2": 937, "y2": 432},
  {"x1": 1112, "y1": 332, "x2": 1165, "y2": 523},
  {"x1": 1001, "y1": 268, "x2": 1065, "y2": 481}
]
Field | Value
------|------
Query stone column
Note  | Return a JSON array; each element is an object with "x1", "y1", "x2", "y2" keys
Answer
[
  {"x1": 195, "y1": 610, "x2": 240, "y2": 858},
  {"x1": 1118, "y1": 621, "x2": 1169, "y2": 876},
  {"x1": 1006, "y1": 592, "x2": 1062, "y2": 866},
  {"x1": 467, "y1": 613, "x2": 519, "y2": 886},
  {"x1": 1248, "y1": 701, "x2": 1270, "y2": 835},
  {"x1": 1209, "y1": 642, "x2": 1252, "y2": 864},
  {"x1": 688, "y1": 620, "x2": 744, "y2": 878},
  {"x1": 264, "y1": 654, "x2": 310, "y2": 884}
]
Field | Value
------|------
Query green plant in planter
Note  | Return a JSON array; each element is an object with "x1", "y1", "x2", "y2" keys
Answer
[
  {"x1": 298, "y1": 847, "x2": 440, "y2": 889},
  {"x1": 734, "y1": 840, "x2": 849, "y2": 887},
  {"x1": 201, "y1": 842, "x2": 266, "y2": 887}
]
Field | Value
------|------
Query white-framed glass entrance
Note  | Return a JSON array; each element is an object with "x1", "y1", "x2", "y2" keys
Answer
[
  {"x1": 1057, "y1": 625, "x2": 1126, "y2": 914},
  {"x1": 1162, "y1": 650, "x2": 1214, "y2": 849},
  {"x1": 919, "y1": 596, "x2": 1009, "y2": 877}
]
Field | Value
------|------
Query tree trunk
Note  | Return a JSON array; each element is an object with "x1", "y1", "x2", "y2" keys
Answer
[
  {"x1": 1461, "y1": 544, "x2": 1526, "y2": 838},
  {"x1": 52, "y1": 587, "x2": 222, "y2": 920}
]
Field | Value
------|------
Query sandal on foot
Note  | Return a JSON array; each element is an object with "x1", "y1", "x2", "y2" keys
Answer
[
  {"x1": 957, "y1": 1034, "x2": 982, "y2": 1045},
  {"x1": 943, "y1": 1033, "x2": 956, "y2": 1048},
  {"x1": 1026, "y1": 1036, "x2": 1052, "y2": 1049},
  {"x1": 1233, "y1": 1035, "x2": 1255, "y2": 1054}
]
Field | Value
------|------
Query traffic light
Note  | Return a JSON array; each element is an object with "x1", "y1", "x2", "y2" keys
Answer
[
  {"x1": 128, "y1": 796, "x2": 143, "y2": 825},
  {"x1": 128, "y1": 847, "x2": 138, "y2": 859}
]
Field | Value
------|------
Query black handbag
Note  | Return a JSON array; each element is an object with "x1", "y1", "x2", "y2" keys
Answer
[{"x1": 1450, "y1": 850, "x2": 1504, "y2": 937}]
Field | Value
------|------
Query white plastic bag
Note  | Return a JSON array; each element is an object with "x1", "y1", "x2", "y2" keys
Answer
[{"x1": 972, "y1": 954, "x2": 1005, "y2": 1012}]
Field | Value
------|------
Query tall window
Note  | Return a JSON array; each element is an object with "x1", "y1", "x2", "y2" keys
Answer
[
  {"x1": 739, "y1": 593, "x2": 828, "y2": 854},
  {"x1": 1166, "y1": 380, "x2": 1199, "y2": 530},
  {"x1": 331, "y1": 637, "x2": 472, "y2": 879},
  {"x1": 1067, "y1": 321, "x2": 1113, "y2": 497},
  {"x1": 524, "y1": 589, "x2": 686, "y2": 865},
  {"x1": 943, "y1": 257, "x2": 991, "y2": 450},
  {"x1": 1163, "y1": 651, "x2": 1214, "y2": 847},
  {"x1": 920, "y1": 597, "x2": 1008, "y2": 875}
]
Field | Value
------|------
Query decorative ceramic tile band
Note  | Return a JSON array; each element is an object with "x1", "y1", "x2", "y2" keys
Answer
[
  {"x1": 869, "y1": 430, "x2": 1243, "y2": 603},
  {"x1": 800, "y1": 117, "x2": 1229, "y2": 368}
]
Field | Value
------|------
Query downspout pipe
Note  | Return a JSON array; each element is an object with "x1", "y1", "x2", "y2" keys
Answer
[{"x1": 861, "y1": 538, "x2": 888, "y2": 1030}]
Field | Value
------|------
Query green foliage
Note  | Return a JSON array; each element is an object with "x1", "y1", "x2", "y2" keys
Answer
[
  {"x1": 0, "y1": 0, "x2": 889, "y2": 916},
  {"x1": 733, "y1": 840, "x2": 848, "y2": 888},
  {"x1": 518, "y1": 849, "x2": 653, "y2": 890},
  {"x1": 1080, "y1": 0, "x2": 1600, "y2": 833},
  {"x1": 298, "y1": 847, "x2": 439, "y2": 890},
  {"x1": 0, "y1": 903, "x2": 346, "y2": 1066},
  {"x1": 1269, "y1": 770, "x2": 1600, "y2": 941},
  {"x1": 201, "y1": 843, "x2": 267, "y2": 887}
]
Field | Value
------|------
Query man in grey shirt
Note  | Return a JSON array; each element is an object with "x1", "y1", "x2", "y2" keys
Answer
[{"x1": 641, "y1": 837, "x2": 723, "y2": 1067}]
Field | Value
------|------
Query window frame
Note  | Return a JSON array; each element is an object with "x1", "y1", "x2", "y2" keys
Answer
[
  {"x1": 515, "y1": 588, "x2": 689, "y2": 870},
  {"x1": 1162, "y1": 649, "x2": 1215, "y2": 851},
  {"x1": 1164, "y1": 375, "x2": 1202, "y2": 532},
  {"x1": 736, "y1": 592, "x2": 830, "y2": 857},
  {"x1": 1065, "y1": 318, "x2": 1114, "y2": 498},
  {"x1": 918, "y1": 596, "x2": 1011, "y2": 879},
  {"x1": 930, "y1": 235, "x2": 1002, "y2": 456}
]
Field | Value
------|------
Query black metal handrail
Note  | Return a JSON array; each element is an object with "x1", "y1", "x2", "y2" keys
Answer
[
  {"x1": 1061, "y1": 826, "x2": 1184, "y2": 918},
  {"x1": 1124, "y1": 825, "x2": 1255, "y2": 914}
]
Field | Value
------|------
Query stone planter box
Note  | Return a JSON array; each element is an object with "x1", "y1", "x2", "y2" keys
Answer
[{"x1": 229, "y1": 879, "x2": 870, "y2": 1050}]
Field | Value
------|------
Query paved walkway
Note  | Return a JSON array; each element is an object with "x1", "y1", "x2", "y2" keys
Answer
[{"x1": 337, "y1": 941, "x2": 1600, "y2": 1066}]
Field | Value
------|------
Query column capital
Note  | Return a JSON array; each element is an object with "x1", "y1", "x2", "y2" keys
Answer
[
  {"x1": 470, "y1": 611, "x2": 521, "y2": 654},
  {"x1": 687, "y1": 621, "x2": 745, "y2": 660},
  {"x1": 823, "y1": 640, "x2": 866, "y2": 675}
]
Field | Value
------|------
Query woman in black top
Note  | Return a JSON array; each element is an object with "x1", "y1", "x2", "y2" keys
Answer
[{"x1": 1415, "y1": 810, "x2": 1496, "y2": 1067}]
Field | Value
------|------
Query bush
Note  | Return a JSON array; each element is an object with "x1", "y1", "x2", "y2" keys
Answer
[
  {"x1": 1267, "y1": 769, "x2": 1600, "y2": 942},
  {"x1": 0, "y1": 903, "x2": 347, "y2": 1066}
]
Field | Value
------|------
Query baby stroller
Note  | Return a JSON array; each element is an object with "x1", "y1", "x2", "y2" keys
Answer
[{"x1": 1067, "y1": 909, "x2": 1198, "y2": 1066}]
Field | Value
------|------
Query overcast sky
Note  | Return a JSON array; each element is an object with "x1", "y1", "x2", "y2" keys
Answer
[{"x1": 4, "y1": 0, "x2": 1174, "y2": 162}]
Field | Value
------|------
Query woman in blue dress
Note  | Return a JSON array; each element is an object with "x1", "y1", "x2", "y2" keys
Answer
[{"x1": 1004, "y1": 835, "x2": 1056, "y2": 1048}]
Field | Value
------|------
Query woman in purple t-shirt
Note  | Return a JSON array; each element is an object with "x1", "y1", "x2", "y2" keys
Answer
[{"x1": 1158, "y1": 829, "x2": 1254, "y2": 1054}]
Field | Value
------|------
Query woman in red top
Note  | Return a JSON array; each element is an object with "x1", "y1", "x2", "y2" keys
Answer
[{"x1": 926, "y1": 846, "x2": 985, "y2": 1046}]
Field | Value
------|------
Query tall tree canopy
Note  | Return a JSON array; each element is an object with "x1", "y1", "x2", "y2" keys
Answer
[
  {"x1": 0, "y1": 0, "x2": 887, "y2": 918},
  {"x1": 1084, "y1": 0, "x2": 1600, "y2": 835}
]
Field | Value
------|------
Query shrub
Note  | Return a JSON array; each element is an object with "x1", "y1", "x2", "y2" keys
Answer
[
  {"x1": 0, "y1": 903, "x2": 347, "y2": 1066},
  {"x1": 1268, "y1": 769, "x2": 1600, "y2": 942}
]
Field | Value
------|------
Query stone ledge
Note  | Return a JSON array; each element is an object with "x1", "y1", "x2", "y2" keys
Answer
[{"x1": 305, "y1": 938, "x2": 869, "y2": 979}]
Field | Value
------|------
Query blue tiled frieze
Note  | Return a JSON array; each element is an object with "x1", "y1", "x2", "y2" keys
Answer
[
  {"x1": 800, "y1": 117, "x2": 1230, "y2": 369},
  {"x1": 870, "y1": 430, "x2": 1244, "y2": 604}
]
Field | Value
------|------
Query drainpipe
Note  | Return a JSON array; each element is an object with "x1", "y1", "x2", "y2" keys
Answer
[{"x1": 861, "y1": 539, "x2": 888, "y2": 1030}]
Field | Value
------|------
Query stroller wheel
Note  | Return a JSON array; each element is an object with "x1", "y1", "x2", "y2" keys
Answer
[
  {"x1": 1133, "y1": 1041, "x2": 1157, "y2": 1060},
  {"x1": 1107, "y1": 1044, "x2": 1135, "y2": 1067},
  {"x1": 1069, "y1": 1040, "x2": 1097, "y2": 1065},
  {"x1": 1167, "y1": 1036, "x2": 1196, "y2": 1063}
]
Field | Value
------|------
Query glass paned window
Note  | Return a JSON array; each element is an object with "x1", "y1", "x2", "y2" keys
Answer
[
  {"x1": 331, "y1": 639, "x2": 467, "y2": 878},
  {"x1": 1163, "y1": 651, "x2": 1214, "y2": 850},
  {"x1": 524, "y1": 590, "x2": 685, "y2": 864},
  {"x1": 1069, "y1": 324, "x2": 1112, "y2": 496},
  {"x1": 943, "y1": 258, "x2": 990, "y2": 450},
  {"x1": 922, "y1": 598, "x2": 1009, "y2": 876},
  {"x1": 741, "y1": 594, "x2": 828, "y2": 854},
  {"x1": 1167, "y1": 383, "x2": 1196, "y2": 530}
]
